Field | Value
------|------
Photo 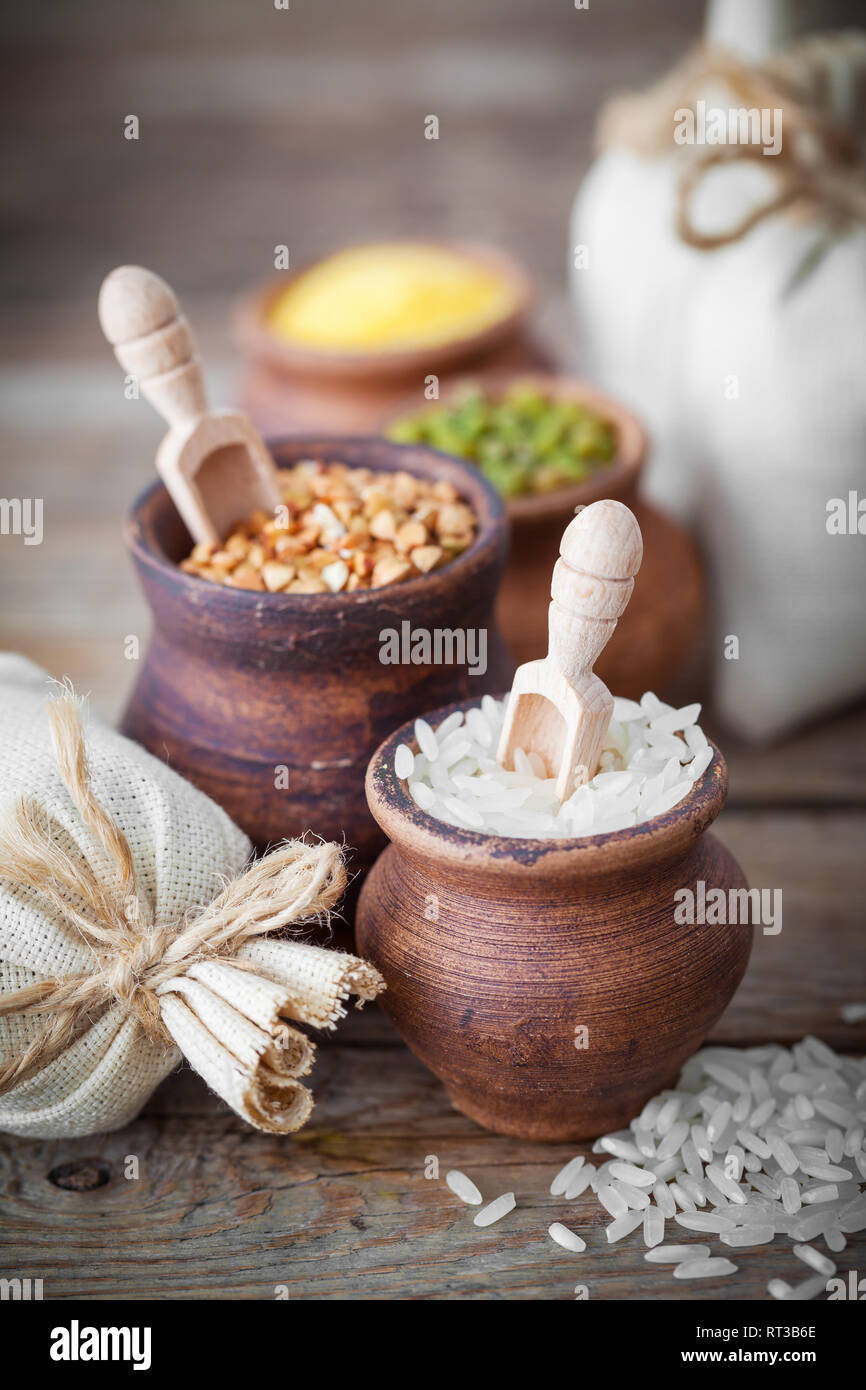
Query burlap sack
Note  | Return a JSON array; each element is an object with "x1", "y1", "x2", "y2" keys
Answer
[{"x1": 0, "y1": 654, "x2": 383, "y2": 1138}]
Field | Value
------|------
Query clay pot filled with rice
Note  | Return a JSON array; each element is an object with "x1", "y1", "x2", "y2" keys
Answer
[{"x1": 356, "y1": 690, "x2": 751, "y2": 1141}]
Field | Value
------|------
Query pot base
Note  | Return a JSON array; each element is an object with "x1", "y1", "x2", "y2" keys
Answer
[{"x1": 441, "y1": 1078, "x2": 679, "y2": 1144}]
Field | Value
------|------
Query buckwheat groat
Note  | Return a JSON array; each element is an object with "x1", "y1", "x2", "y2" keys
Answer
[{"x1": 180, "y1": 459, "x2": 477, "y2": 593}]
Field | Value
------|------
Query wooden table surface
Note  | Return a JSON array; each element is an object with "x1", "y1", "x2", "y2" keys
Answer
[{"x1": 0, "y1": 0, "x2": 864, "y2": 1301}]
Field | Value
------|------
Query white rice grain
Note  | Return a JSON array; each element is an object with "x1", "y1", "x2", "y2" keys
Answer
[
  {"x1": 550, "y1": 1155, "x2": 584, "y2": 1197},
  {"x1": 611, "y1": 1179, "x2": 651, "y2": 1211},
  {"x1": 643, "y1": 1206, "x2": 665, "y2": 1247},
  {"x1": 656, "y1": 1098, "x2": 682, "y2": 1136},
  {"x1": 598, "y1": 1136, "x2": 645, "y2": 1163},
  {"x1": 608, "y1": 1161, "x2": 656, "y2": 1188},
  {"x1": 721, "y1": 1224, "x2": 775, "y2": 1247},
  {"x1": 674, "y1": 1257, "x2": 738, "y2": 1280},
  {"x1": 691, "y1": 1124, "x2": 713, "y2": 1162},
  {"x1": 802, "y1": 1184, "x2": 839, "y2": 1204},
  {"x1": 473, "y1": 1192, "x2": 515, "y2": 1227},
  {"x1": 767, "y1": 1278, "x2": 793, "y2": 1300},
  {"x1": 409, "y1": 780, "x2": 436, "y2": 812},
  {"x1": 656, "y1": 1120, "x2": 689, "y2": 1161},
  {"x1": 413, "y1": 718, "x2": 439, "y2": 762},
  {"x1": 707, "y1": 1101, "x2": 733, "y2": 1144},
  {"x1": 675, "y1": 1211, "x2": 736, "y2": 1234},
  {"x1": 768, "y1": 1135, "x2": 799, "y2": 1175},
  {"x1": 597, "y1": 1184, "x2": 629, "y2": 1219},
  {"x1": 645, "y1": 1243, "x2": 711, "y2": 1264},
  {"x1": 652, "y1": 1181, "x2": 677, "y2": 1218},
  {"x1": 549, "y1": 1222, "x2": 586, "y2": 1253},
  {"x1": 705, "y1": 1164, "x2": 747, "y2": 1205},
  {"x1": 445, "y1": 1170, "x2": 482, "y2": 1205},
  {"x1": 565, "y1": 1166, "x2": 596, "y2": 1201},
  {"x1": 703, "y1": 1062, "x2": 751, "y2": 1094},
  {"x1": 606, "y1": 1210, "x2": 645, "y2": 1243},
  {"x1": 793, "y1": 1243, "x2": 835, "y2": 1277},
  {"x1": 669, "y1": 1182, "x2": 696, "y2": 1213},
  {"x1": 677, "y1": 1175, "x2": 708, "y2": 1207}
]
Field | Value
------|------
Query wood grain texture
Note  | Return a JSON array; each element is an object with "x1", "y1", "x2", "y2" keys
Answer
[{"x1": 1, "y1": 991, "x2": 862, "y2": 1302}]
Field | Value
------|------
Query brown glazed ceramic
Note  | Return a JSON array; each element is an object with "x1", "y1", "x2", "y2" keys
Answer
[
  {"x1": 233, "y1": 242, "x2": 549, "y2": 436},
  {"x1": 384, "y1": 374, "x2": 706, "y2": 700},
  {"x1": 356, "y1": 698, "x2": 752, "y2": 1141},
  {"x1": 122, "y1": 439, "x2": 512, "y2": 892}
]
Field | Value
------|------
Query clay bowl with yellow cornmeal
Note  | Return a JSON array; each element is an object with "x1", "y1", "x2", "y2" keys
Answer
[
  {"x1": 233, "y1": 240, "x2": 546, "y2": 434},
  {"x1": 122, "y1": 437, "x2": 511, "y2": 925}
]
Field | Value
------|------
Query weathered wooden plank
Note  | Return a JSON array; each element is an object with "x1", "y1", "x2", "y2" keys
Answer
[
  {"x1": 1, "y1": 1039, "x2": 862, "y2": 1301},
  {"x1": 1, "y1": 809, "x2": 862, "y2": 1300},
  {"x1": 721, "y1": 710, "x2": 866, "y2": 809},
  {"x1": 711, "y1": 811, "x2": 866, "y2": 1048}
]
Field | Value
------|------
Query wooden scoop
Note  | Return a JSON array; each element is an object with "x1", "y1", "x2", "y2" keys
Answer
[
  {"x1": 497, "y1": 498, "x2": 643, "y2": 802},
  {"x1": 98, "y1": 265, "x2": 282, "y2": 545}
]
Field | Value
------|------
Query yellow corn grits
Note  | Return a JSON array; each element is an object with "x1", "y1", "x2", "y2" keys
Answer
[{"x1": 267, "y1": 242, "x2": 516, "y2": 352}]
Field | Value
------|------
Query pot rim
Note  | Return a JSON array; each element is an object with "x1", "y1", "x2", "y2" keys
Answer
[
  {"x1": 381, "y1": 371, "x2": 647, "y2": 526},
  {"x1": 123, "y1": 434, "x2": 508, "y2": 612},
  {"x1": 232, "y1": 239, "x2": 534, "y2": 383},
  {"x1": 365, "y1": 693, "x2": 727, "y2": 877}
]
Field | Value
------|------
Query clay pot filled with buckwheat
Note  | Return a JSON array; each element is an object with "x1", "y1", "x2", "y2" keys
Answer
[{"x1": 123, "y1": 437, "x2": 511, "y2": 922}]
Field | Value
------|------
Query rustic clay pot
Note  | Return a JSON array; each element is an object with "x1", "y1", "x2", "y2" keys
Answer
[
  {"x1": 233, "y1": 242, "x2": 549, "y2": 437},
  {"x1": 383, "y1": 374, "x2": 706, "y2": 700},
  {"x1": 122, "y1": 439, "x2": 512, "y2": 896},
  {"x1": 356, "y1": 698, "x2": 751, "y2": 1141}
]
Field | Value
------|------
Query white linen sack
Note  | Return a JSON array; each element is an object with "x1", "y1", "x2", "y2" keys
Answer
[
  {"x1": 0, "y1": 654, "x2": 383, "y2": 1138},
  {"x1": 570, "y1": 27, "x2": 866, "y2": 740}
]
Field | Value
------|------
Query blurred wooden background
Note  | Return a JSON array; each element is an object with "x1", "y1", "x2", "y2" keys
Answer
[
  {"x1": 0, "y1": 0, "x2": 863, "y2": 1300},
  {"x1": 0, "y1": 0, "x2": 709, "y2": 713}
]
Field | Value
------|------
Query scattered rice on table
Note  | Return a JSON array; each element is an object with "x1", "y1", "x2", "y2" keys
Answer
[
  {"x1": 440, "y1": 1038, "x2": 862, "y2": 1294},
  {"x1": 565, "y1": 1036, "x2": 866, "y2": 1297}
]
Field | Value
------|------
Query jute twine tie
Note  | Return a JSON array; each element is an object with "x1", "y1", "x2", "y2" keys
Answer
[
  {"x1": 598, "y1": 39, "x2": 866, "y2": 249},
  {"x1": 0, "y1": 695, "x2": 346, "y2": 1094}
]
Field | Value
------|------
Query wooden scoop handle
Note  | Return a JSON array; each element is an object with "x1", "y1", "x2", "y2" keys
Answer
[
  {"x1": 98, "y1": 265, "x2": 207, "y2": 428},
  {"x1": 548, "y1": 499, "x2": 643, "y2": 684}
]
